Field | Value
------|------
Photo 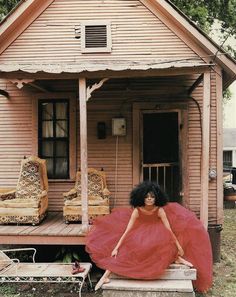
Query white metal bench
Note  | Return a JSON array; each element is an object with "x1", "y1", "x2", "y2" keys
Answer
[{"x1": 0, "y1": 248, "x2": 92, "y2": 297}]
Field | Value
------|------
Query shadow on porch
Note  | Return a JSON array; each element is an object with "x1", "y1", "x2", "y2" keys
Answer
[{"x1": 0, "y1": 212, "x2": 86, "y2": 245}]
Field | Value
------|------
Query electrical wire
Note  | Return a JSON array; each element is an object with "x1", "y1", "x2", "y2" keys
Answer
[{"x1": 113, "y1": 135, "x2": 119, "y2": 208}]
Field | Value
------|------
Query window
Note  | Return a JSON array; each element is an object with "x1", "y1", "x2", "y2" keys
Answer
[
  {"x1": 38, "y1": 100, "x2": 69, "y2": 179},
  {"x1": 81, "y1": 21, "x2": 112, "y2": 53},
  {"x1": 223, "y1": 150, "x2": 232, "y2": 172}
]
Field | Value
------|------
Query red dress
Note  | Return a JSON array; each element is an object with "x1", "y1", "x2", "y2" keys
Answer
[{"x1": 86, "y1": 203, "x2": 212, "y2": 292}]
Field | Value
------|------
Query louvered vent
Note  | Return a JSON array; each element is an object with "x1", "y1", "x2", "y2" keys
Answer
[
  {"x1": 81, "y1": 21, "x2": 112, "y2": 53},
  {"x1": 85, "y1": 25, "x2": 107, "y2": 48}
]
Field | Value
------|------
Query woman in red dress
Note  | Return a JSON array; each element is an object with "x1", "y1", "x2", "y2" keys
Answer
[{"x1": 86, "y1": 181, "x2": 212, "y2": 292}]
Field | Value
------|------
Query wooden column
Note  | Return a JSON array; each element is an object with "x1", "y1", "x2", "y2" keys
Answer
[
  {"x1": 79, "y1": 78, "x2": 88, "y2": 231},
  {"x1": 216, "y1": 66, "x2": 224, "y2": 224},
  {"x1": 200, "y1": 72, "x2": 211, "y2": 229}
]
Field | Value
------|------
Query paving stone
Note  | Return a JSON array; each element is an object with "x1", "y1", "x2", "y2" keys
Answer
[{"x1": 102, "y1": 279, "x2": 195, "y2": 297}]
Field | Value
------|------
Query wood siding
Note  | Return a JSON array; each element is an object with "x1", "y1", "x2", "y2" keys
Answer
[
  {"x1": 0, "y1": 0, "x2": 221, "y2": 223},
  {"x1": 0, "y1": 0, "x2": 199, "y2": 63},
  {"x1": 188, "y1": 71, "x2": 218, "y2": 223},
  {"x1": 0, "y1": 74, "x2": 220, "y2": 223}
]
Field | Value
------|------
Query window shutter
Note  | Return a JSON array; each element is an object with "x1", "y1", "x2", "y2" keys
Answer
[
  {"x1": 85, "y1": 25, "x2": 107, "y2": 48},
  {"x1": 81, "y1": 21, "x2": 112, "y2": 53}
]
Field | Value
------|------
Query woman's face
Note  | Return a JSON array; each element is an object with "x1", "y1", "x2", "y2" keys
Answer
[{"x1": 144, "y1": 192, "x2": 156, "y2": 206}]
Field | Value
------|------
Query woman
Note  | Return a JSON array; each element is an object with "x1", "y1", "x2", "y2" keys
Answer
[{"x1": 86, "y1": 181, "x2": 212, "y2": 292}]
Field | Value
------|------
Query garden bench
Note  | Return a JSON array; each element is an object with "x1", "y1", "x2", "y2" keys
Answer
[{"x1": 0, "y1": 248, "x2": 92, "y2": 297}]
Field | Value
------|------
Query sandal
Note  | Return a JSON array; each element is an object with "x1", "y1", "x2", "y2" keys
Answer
[{"x1": 71, "y1": 261, "x2": 85, "y2": 274}]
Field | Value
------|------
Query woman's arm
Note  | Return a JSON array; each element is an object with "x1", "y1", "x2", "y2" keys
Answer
[
  {"x1": 111, "y1": 208, "x2": 139, "y2": 257},
  {"x1": 158, "y1": 207, "x2": 184, "y2": 256}
]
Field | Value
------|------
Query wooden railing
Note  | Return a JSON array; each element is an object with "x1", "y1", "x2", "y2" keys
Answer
[{"x1": 142, "y1": 162, "x2": 179, "y2": 200}]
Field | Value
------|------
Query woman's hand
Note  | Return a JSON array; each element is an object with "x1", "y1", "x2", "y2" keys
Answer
[{"x1": 111, "y1": 248, "x2": 118, "y2": 258}]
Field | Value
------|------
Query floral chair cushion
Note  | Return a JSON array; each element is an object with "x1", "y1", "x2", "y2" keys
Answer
[
  {"x1": 75, "y1": 172, "x2": 104, "y2": 200},
  {"x1": 15, "y1": 161, "x2": 42, "y2": 200}
]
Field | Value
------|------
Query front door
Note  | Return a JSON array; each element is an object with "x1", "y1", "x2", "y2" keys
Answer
[{"x1": 142, "y1": 112, "x2": 181, "y2": 202}]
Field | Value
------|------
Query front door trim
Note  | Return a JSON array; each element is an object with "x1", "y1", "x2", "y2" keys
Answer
[{"x1": 132, "y1": 102, "x2": 188, "y2": 204}]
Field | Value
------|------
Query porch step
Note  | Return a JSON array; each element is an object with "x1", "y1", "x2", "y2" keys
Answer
[
  {"x1": 102, "y1": 265, "x2": 196, "y2": 297},
  {"x1": 102, "y1": 279, "x2": 195, "y2": 297},
  {"x1": 110, "y1": 264, "x2": 197, "y2": 281}
]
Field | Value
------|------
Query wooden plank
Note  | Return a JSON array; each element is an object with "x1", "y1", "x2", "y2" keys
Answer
[
  {"x1": 25, "y1": 212, "x2": 62, "y2": 235},
  {"x1": 79, "y1": 78, "x2": 89, "y2": 231},
  {"x1": 132, "y1": 104, "x2": 140, "y2": 186},
  {"x1": 200, "y1": 72, "x2": 211, "y2": 228},
  {"x1": 0, "y1": 235, "x2": 86, "y2": 245},
  {"x1": 215, "y1": 66, "x2": 224, "y2": 224}
]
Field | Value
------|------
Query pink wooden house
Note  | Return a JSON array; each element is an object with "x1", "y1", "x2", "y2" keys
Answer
[{"x1": 0, "y1": 0, "x2": 236, "y2": 261}]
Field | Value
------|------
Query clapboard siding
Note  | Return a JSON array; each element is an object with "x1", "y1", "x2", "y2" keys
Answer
[
  {"x1": 0, "y1": 0, "x2": 199, "y2": 62},
  {"x1": 187, "y1": 71, "x2": 218, "y2": 223},
  {"x1": 0, "y1": 80, "x2": 32, "y2": 187},
  {"x1": 0, "y1": 74, "x2": 219, "y2": 223}
]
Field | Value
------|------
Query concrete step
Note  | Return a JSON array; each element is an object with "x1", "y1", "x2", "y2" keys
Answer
[
  {"x1": 110, "y1": 264, "x2": 196, "y2": 281},
  {"x1": 102, "y1": 279, "x2": 195, "y2": 297}
]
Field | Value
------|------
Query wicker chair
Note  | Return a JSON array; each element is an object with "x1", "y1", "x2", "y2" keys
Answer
[
  {"x1": 63, "y1": 168, "x2": 111, "y2": 223},
  {"x1": 0, "y1": 156, "x2": 48, "y2": 225}
]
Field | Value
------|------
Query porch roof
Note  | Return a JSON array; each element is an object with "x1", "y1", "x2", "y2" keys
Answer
[{"x1": 0, "y1": 59, "x2": 212, "y2": 77}]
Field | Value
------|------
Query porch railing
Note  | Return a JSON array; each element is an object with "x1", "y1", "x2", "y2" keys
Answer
[{"x1": 142, "y1": 162, "x2": 180, "y2": 200}]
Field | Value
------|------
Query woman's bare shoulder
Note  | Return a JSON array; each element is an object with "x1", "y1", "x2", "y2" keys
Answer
[{"x1": 157, "y1": 207, "x2": 166, "y2": 217}]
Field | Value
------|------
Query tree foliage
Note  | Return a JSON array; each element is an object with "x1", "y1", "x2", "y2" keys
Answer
[
  {"x1": 171, "y1": 0, "x2": 236, "y2": 57},
  {"x1": 0, "y1": 0, "x2": 19, "y2": 20}
]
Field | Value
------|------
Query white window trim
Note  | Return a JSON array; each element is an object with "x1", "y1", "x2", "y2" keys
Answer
[{"x1": 81, "y1": 20, "x2": 112, "y2": 53}]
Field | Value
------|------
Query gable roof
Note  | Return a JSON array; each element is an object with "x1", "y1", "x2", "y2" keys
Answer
[{"x1": 0, "y1": 0, "x2": 235, "y2": 86}]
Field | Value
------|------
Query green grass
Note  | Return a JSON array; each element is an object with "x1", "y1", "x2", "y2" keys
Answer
[{"x1": 197, "y1": 208, "x2": 236, "y2": 297}]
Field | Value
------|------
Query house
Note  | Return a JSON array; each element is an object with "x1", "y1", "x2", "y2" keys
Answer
[
  {"x1": 223, "y1": 128, "x2": 236, "y2": 172},
  {"x1": 0, "y1": 0, "x2": 236, "y2": 261}
]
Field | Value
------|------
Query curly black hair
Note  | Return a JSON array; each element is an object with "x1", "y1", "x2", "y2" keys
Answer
[{"x1": 129, "y1": 181, "x2": 168, "y2": 207}]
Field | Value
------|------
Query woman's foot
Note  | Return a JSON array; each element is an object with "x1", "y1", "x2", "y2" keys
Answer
[
  {"x1": 175, "y1": 256, "x2": 193, "y2": 268},
  {"x1": 94, "y1": 277, "x2": 110, "y2": 291}
]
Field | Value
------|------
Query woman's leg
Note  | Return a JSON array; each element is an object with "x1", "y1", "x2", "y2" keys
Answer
[
  {"x1": 95, "y1": 270, "x2": 111, "y2": 291},
  {"x1": 175, "y1": 256, "x2": 193, "y2": 267}
]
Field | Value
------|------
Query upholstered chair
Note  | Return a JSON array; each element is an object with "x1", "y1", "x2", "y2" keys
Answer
[
  {"x1": 0, "y1": 156, "x2": 48, "y2": 225},
  {"x1": 63, "y1": 168, "x2": 110, "y2": 223}
]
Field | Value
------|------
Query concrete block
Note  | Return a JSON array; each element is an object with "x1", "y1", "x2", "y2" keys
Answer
[
  {"x1": 102, "y1": 279, "x2": 195, "y2": 297},
  {"x1": 110, "y1": 266, "x2": 196, "y2": 281}
]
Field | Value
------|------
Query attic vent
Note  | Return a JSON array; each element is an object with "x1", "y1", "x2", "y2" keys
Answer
[{"x1": 81, "y1": 21, "x2": 112, "y2": 53}]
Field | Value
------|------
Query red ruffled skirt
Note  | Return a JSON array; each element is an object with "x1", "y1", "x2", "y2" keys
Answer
[{"x1": 86, "y1": 203, "x2": 212, "y2": 292}]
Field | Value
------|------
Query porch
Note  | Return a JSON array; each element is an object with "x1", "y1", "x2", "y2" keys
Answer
[{"x1": 0, "y1": 212, "x2": 86, "y2": 245}]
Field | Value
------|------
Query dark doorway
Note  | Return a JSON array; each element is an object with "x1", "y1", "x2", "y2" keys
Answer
[{"x1": 142, "y1": 112, "x2": 180, "y2": 201}]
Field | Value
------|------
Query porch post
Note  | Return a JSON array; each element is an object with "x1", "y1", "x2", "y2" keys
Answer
[
  {"x1": 79, "y1": 78, "x2": 89, "y2": 231},
  {"x1": 200, "y1": 72, "x2": 211, "y2": 229}
]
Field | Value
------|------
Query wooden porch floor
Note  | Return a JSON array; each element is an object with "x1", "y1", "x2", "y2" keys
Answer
[{"x1": 0, "y1": 212, "x2": 86, "y2": 245}]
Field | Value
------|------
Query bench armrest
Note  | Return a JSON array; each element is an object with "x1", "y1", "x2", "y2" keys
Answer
[{"x1": 2, "y1": 248, "x2": 37, "y2": 263}]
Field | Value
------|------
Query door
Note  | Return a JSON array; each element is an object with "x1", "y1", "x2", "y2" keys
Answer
[{"x1": 142, "y1": 112, "x2": 181, "y2": 202}]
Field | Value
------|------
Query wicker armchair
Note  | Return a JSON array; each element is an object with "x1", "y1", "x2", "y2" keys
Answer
[
  {"x1": 0, "y1": 156, "x2": 48, "y2": 225},
  {"x1": 63, "y1": 168, "x2": 111, "y2": 223}
]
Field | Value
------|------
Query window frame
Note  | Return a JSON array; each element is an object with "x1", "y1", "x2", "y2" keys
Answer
[
  {"x1": 81, "y1": 20, "x2": 112, "y2": 53},
  {"x1": 223, "y1": 150, "x2": 233, "y2": 172},
  {"x1": 32, "y1": 93, "x2": 76, "y2": 181}
]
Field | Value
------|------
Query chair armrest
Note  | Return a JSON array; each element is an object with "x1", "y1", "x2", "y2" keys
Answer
[
  {"x1": 2, "y1": 248, "x2": 37, "y2": 263},
  {"x1": 0, "y1": 190, "x2": 16, "y2": 201},
  {"x1": 37, "y1": 190, "x2": 47, "y2": 199},
  {"x1": 102, "y1": 187, "x2": 111, "y2": 199},
  {"x1": 63, "y1": 188, "x2": 77, "y2": 200}
]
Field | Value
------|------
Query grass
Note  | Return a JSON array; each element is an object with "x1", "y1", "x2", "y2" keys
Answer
[
  {"x1": 196, "y1": 208, "x2": 236, "y2": 297},
  {"x1": 0, "y1": 208, "x2": 235, "y2": 296}
]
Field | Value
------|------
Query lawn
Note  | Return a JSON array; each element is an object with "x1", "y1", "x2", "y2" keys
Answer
[{"x1": 0, "y1": 208, "x2": 235, "y2": 297}]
